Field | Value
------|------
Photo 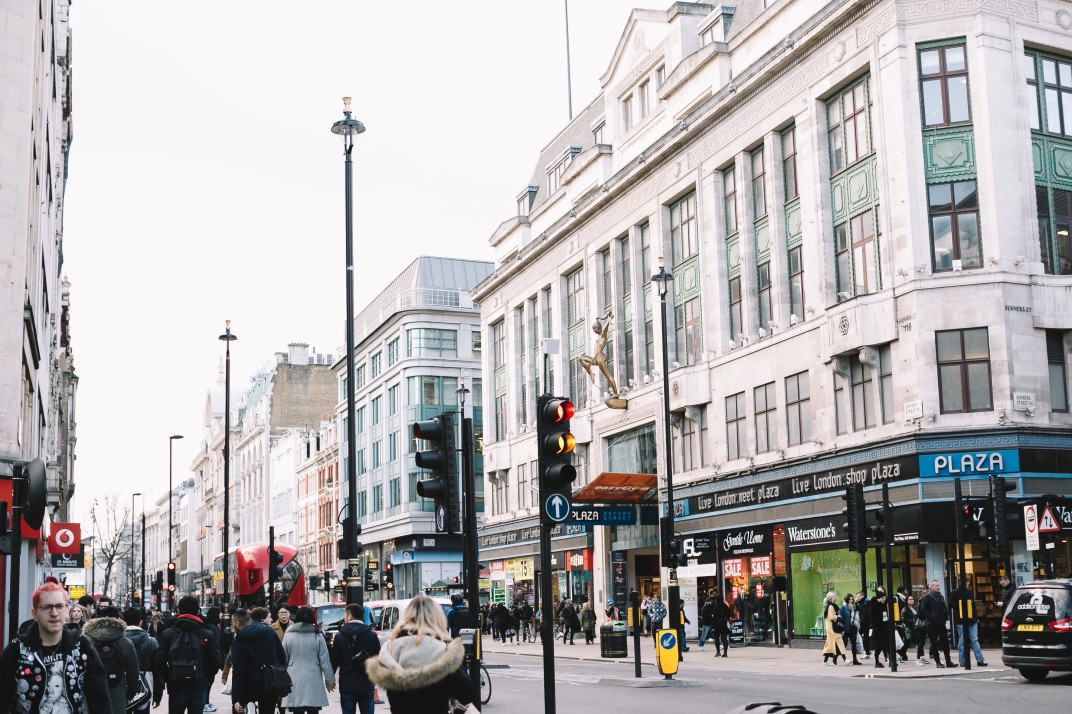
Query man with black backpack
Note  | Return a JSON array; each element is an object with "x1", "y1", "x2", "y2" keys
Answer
[
  {"x1": 330, "y1": 604, "x2": 380, "y2": 714},
  {"x1": 123, "y1": 608, "x2": 164, "y2": 712},
  {"x1": 153, "y1": 596, "x2": 222, "y2": 714},
  {"x1": 82, "y1": 607, "x2": 141, "y2": 714}
]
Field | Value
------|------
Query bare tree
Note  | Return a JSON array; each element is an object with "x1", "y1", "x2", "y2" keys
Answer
[{"x1": 90, "y1": 494, "x2": 132, "y2": 598}]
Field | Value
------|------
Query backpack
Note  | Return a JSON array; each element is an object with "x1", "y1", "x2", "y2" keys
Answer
[
  {"x1": 96, "y1": 640, "x2": 125, "y2": 686},
  {"x1": 166, "y1": 628, "x2": 204, "y2": 683}
]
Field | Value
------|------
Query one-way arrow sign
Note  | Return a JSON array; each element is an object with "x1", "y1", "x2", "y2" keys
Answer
[{"x1": 545, "y1": 493, "x2": 571, "y2": 523}]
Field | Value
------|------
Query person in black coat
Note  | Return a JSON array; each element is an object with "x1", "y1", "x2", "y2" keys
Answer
[
  {"x1": 228, "y1": 608, "x2": 285, "y2": 714},
  {"x1": 918, "y1": 580, "x2": 955, "y2": 668},
  {"x1": 868, "y1": 589, "x2": 889, "y2": 668},
  {"x1": 561, "y1": 603, "x2": 581, "y2": 645},
  {"x1": 153, "y1": 596, "x2": 223, "y2": 714},
  {"x1": 713, "y1": 597, "x2": 732, "y2": 657},
  {"x1": 331, "y1": 604, "x2": 381, "y2": 714}
]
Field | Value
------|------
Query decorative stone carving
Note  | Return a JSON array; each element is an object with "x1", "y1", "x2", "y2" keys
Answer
[
  {"x1": 839, "y1": 315, "x2": 850, "y2": 335},
  {"x1": 859, "y1": 346, "x2": 880, "y2": 368},
  {"x1": 1057, "y1": 9, "x2": 1072, "y2": 30},
  {"x1": 834, "y1": 41, "x2": 847, "y2": 61}
]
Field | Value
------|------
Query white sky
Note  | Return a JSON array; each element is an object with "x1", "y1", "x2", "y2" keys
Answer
[{"x1": 63, "y1": 1, "x2": 643, "y2": 524}]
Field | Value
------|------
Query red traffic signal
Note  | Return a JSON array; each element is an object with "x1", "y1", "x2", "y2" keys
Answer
[{"x1": 541, "y1": 398, "x2": 575, "y2": 424}]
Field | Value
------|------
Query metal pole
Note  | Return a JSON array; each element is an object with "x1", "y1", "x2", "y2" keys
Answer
[
  {"x1": 882, "y1": 482, "x2": 896, "y2": 673},
  {"x1": 141, "y1": 512, "x2": 146, "y2": 607},
  {"x1": 459, "y1": 389, "x2": 481, "y2": 708},
  {"x1": 221, "y1": 322, "x2": 236, "y2": 612},
  {"x1": 631, "y1": 589, "x2": 642, "y2": 678},
  {"x1": 655, "y1": 261, "x2": 681, "y2": 666},
  {"x1": 7, "y1": 466, "x2": 25, "y2": 640},
  {"x1": 539, "y1": 525, "x2": 556, "y2": 714},
  {"x1": 342, "y1": 113, "x2": 362, "y2": 610},
  {"x1": 953, "y1": 477, "x2": 965, "y2": 666},
  {"x1": 131, "y1": 492, "x2": 138, "y2": 605}
]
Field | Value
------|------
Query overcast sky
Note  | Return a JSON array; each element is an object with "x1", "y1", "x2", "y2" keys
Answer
[{"x1": 63, "y1": 1, "x2": 643, "y2": 523}]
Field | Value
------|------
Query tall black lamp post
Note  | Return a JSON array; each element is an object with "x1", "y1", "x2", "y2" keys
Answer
[
  {"x1": 651, "y1": 256, "x2": 682, "y2": 657},
  {"x1": 130, "y1": 492, "x2": 141, "y2": 605},
  {"x1": 168, "y1": 433, "x2": 184, "y2": 611},
  {"x1": 331, "y1": 96, "x2": 365, "y2": 608},
  {"x1": 219, "y1": 321, "x2": 237, "y2": 611}
]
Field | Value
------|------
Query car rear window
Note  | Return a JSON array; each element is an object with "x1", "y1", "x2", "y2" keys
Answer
[
  {"x1": 1007, "y1": 588, "x2": 1071, "y2": 622},
  {"x1": 316, "y1": 606, "x2": 346, "y2": 626}
]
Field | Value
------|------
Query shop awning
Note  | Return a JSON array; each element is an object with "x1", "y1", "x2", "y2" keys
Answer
[{"x1": 572, "y1": 472, "x2": 657, "y2": 503}]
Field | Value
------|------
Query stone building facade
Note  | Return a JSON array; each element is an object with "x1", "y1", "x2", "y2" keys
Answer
[{"x1": 473, "y1": 0, "x2": 1072, "y2": 641}]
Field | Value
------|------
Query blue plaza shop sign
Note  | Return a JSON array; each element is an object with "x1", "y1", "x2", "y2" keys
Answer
[{"x1": 918, "y1": 449, "x2": 1019, "y2": 477}]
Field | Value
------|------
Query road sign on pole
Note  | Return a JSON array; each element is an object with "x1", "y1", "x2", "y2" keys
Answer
[
  {"x1": 1025, "y1": 504, "x2": 1039, "y2": 550},
  {"x1": 544, "y1": 493, "x2": 571, "y2": 523},
  {"x1": 1039, "y1": 505, "x2": 1061, "y2": 533}
]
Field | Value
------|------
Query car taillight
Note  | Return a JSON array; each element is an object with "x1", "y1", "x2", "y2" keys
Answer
[
  {"x1": 1001, "y1": 617, "x2": 1014, "y2": 631},
  {"x1": 1048, "y1": 617, "x2": 1072, "y2": 632}
]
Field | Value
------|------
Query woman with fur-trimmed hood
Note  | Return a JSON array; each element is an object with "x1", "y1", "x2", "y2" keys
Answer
[
  {"x1": 364, "y1": 595, "x2": 476, "y2": 714},
  {"x1": 81, "y1": 609, "x2": 140, "y2": 714}
]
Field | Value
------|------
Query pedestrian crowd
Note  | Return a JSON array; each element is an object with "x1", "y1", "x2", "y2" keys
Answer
[
  {"x1": 820, "y1": 579, "x2": 991, "y2": 669},
  {"x1": 2, "y1": 580, "x2": 479, "y2": 714}
]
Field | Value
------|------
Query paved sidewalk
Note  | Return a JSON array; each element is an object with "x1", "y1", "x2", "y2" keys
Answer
[{"x1": 480, "y1": 634, "x2": 1008, "y2": 679}]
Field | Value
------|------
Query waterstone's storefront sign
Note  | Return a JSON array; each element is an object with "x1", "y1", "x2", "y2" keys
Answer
[
  {"x1": 687, "y1": 456, "x2": 917, "y2": 515},
  {"x1": 918, "y1": 450, "x2": 1019, "y2": 477}
]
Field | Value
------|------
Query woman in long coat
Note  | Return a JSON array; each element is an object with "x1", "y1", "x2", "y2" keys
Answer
[
  {"x1": 280, "y1": 607, "x2": 336, "y2": 713},
  {"x1": 822, "y1": 592, "x2": 847, "y2": 666}
]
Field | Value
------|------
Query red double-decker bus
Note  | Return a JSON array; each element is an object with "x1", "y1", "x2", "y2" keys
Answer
[{"x1": 211, "y1": 542, "x2": 307, "y2": 610}]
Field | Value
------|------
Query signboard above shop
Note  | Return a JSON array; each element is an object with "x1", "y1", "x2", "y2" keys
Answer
[{"x1": 918, "y1": 450, "x2": 1019, "y2": 477}]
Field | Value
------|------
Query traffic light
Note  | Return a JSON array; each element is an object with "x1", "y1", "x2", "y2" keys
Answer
[
  {"x1": 991, "y1": 475, "x2": 1015, "y2": 548},
  {"x1": 383, "y1": 562, "x2": 394, "y2": 592},
  {"x1": 166, "y1": 562, "x2": 176, "y2": 590},
  {"x1": 413, "y1": 412, "x2": 459, "y2": 534},
  {"x1": 866, "y1": 507, "x2": 887, "y2": 545},
  {"x1": 667, "y1": 538, "x2": 682, "y2": 569},
  {"x1": 537, "y1": 395, "x2": 576, "y2": 525},
  {"x1": 339, "y1": 519, "x2": 364, "y2": 560},
  {"x1": 962, "y1": 502, "x2": 987, "y2": 541},
  {"x1": 269, "y1": 545, "x2": 285, "y2": 580},
  {"x1": 841, "y1": 485, "x2": 866, "y2": 553}
]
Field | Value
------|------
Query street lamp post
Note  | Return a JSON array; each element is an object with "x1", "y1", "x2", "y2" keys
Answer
[
  {"x1": 331, "y1": 96, "x2": 365, "y2": 608},
  {"x1": 130, "y1": 492, "x2": 142, "y2": 605},
  {"x1": 651, "y1": 256, "x2": 682, "y2": 660},
  {"x1": 219, "y1": 321, "x2": 237, "y2": 611},
  {"x1": 168, "y1": 434, "x2": 184, "y2": 610}
]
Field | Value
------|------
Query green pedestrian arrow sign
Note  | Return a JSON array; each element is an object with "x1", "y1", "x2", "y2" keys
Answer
[{"x1": 545, "y1": 493, "x2": 571, "y2": 523}]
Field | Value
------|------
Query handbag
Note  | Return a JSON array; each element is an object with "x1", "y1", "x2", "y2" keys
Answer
[
  {"x1": 914, "y1": 614, "x2": 930, "y2": 633},
  {"x1": 262, "y1": 664, "x2": 293, "y2": 698},
  {"x1": 832, "y1": 619, "x2": 844, "y2": 634},
  {"x1": 126, "y1": 671, "x2": 152, "y2": 712}
]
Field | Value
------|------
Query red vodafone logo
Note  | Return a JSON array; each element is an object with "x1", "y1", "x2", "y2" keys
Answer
[{"x1": 48, "y1": 522, "x2": 81, "y2": 555}]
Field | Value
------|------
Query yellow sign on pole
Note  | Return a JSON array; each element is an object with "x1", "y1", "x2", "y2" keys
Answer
[
  {"x1": 69, "y1": 585, "x2": 86, "y2": 600},
  {"x1": 655, "y1": 628, "x2": 680, "y2": 676}
]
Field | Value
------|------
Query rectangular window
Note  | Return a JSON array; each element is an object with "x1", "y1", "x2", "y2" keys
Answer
[
  {"x1": 936, "y1": 327, "x2": 993, "y2": 413},
  {"x1": 638, "y1": 80, "x2": 650, "y2": 118},
  {"x1": 1026, "y1": 52, "x2": 1072, "y2": 137},
  {"x1": 1048, "y1": 331, "x2": 1069, "y2": 412},
  {"x1": 387, "y1": 338, "x2": 399, "y2": 366},
  {"x1": 600, "y1": 248, "x2": 613, "y2": 310},
  {"x1": 388, "y1": 431, "x2": 398, "y2": 462},
  {"x1": 754, "y1": 382, "x2": 777, "y2": 453},
  {"x1": 387, "y1": 385, "x2": 399, "y2": 416},
  {"x1": 1036, "y1": 186, "x2": 1072, "y2": 275},
  {"x1": 724, "y1": 167, "x2": 737, "y2": 235},
  {"x1": 371, "y1": 396, "x2": 381, "y2": 424},
  {"x1": 785, "y1": 371, "x2": 812, "y2": 446},
  {"x1": 472, "y1": 331, "x2": 482, "y2": 355},
  {"x1": 622, "y1": 94, "x2": 633, "y2": 132},
  {"x1": 621, "y1": 236, "x2": 633, "y2": 297},
  {"x1": 517, "y1": 463, "x2": 527, "y2": 510},
  {"x1": 918, "y1": 43, "x2": 971, "y2": 127},
  {"x1": 726, "y1": 392, "x2": 746, "y2": 460},
  {"x1": 677, "y1": 406, "x2": 707, "y2": 471},
  {"x1": 372, "y1": 484, "x2": 383, "y2": 513},
  {"x1": 371, "y1": 352, "x2": 382, "y2": 379},
  {"x1": 670, "y1": 192, "x2": 699, "y2": 263},
  {"x1": 356, "y1": 406, "x2": 365, "y2": 433},
  {"x1": 788, "y1": 246, "x2": 804, "y2": 322},
  {"x1": 355, "y1": 364, "x2": 366, "y2": 390},
  {"x1": 494, "y1": 393, "x2": 507, "y2": 441},
  {"x1": 728, "y1": 277, "x2": 742, "y2": 340},
  {"x1": 656, "y1": 64, "x2": 665, "y2": 87},
  {"x1": 357, "y1": 449, "x2": 366, "y2": 476},
  {"x1": 834, "y1": 373, "x2": 848, "y2": 435},
  {"x1": 674, "y1": 297, "x2": 703, "y2": 366},
  {"x1": 593, "y1": 121, "x2": 605, "y2": 145},
  {"x1": 828, "y1": 79, "x2": 872, "y2": 174},
  {"x1": 389, "y1": 477, "x2": 401, "y2": 508},
  {"x1": 492, "y1": 321, "x2": 506, "y2": 369},
  {"x1": 407, "y1": 328, "x2": 459, "y2": 357},
  {"x1": 371, "y1": 440, "x2": 381, "y2": 469},
  {"x1": 879, "y1": 345, "x2": 894, "y2": 424},
  {"x1": 757, "y1": 262, "x2": 773, "y2": 329},
  {"x1": 850, "y1": 355, "x2": 876, "y2": 430},
  {"x1": 752, "y1": 147, "x2": 767, "y2": 218},
  {"x1": 835, "y1": 209, "x2": 880, "y2": 297},
  {"x1": 929, "y1": 181, "x2": 981, "y2": 271},
  {"x1": 566, "y1": 267, "x2": 587, "y2": 404},
  {"x1": 782, "y1": 127, "x2": 798, "y2": 201}
]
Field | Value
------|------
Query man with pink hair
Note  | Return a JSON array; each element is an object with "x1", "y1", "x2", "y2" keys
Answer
[{"x1": 0, "y1": 580, "x2": 111, "y2": 713}]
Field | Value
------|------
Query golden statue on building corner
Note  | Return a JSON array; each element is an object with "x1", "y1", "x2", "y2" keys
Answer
[{"x1": 578, "y1": 312, "x2": 628, "y2": 410}]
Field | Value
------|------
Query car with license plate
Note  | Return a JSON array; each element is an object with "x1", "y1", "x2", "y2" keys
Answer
[
  {"x1": 375, "y1": 597, "x2": 452, "y2": 643},
  {"x1": 1001, "y1": 578, "x2": 1072, "y2": 681}
]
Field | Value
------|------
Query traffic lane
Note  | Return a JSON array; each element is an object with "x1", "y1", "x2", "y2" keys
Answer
[{"x1": 478, "y1": 660, "x2": 1072, "y2": 713}]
